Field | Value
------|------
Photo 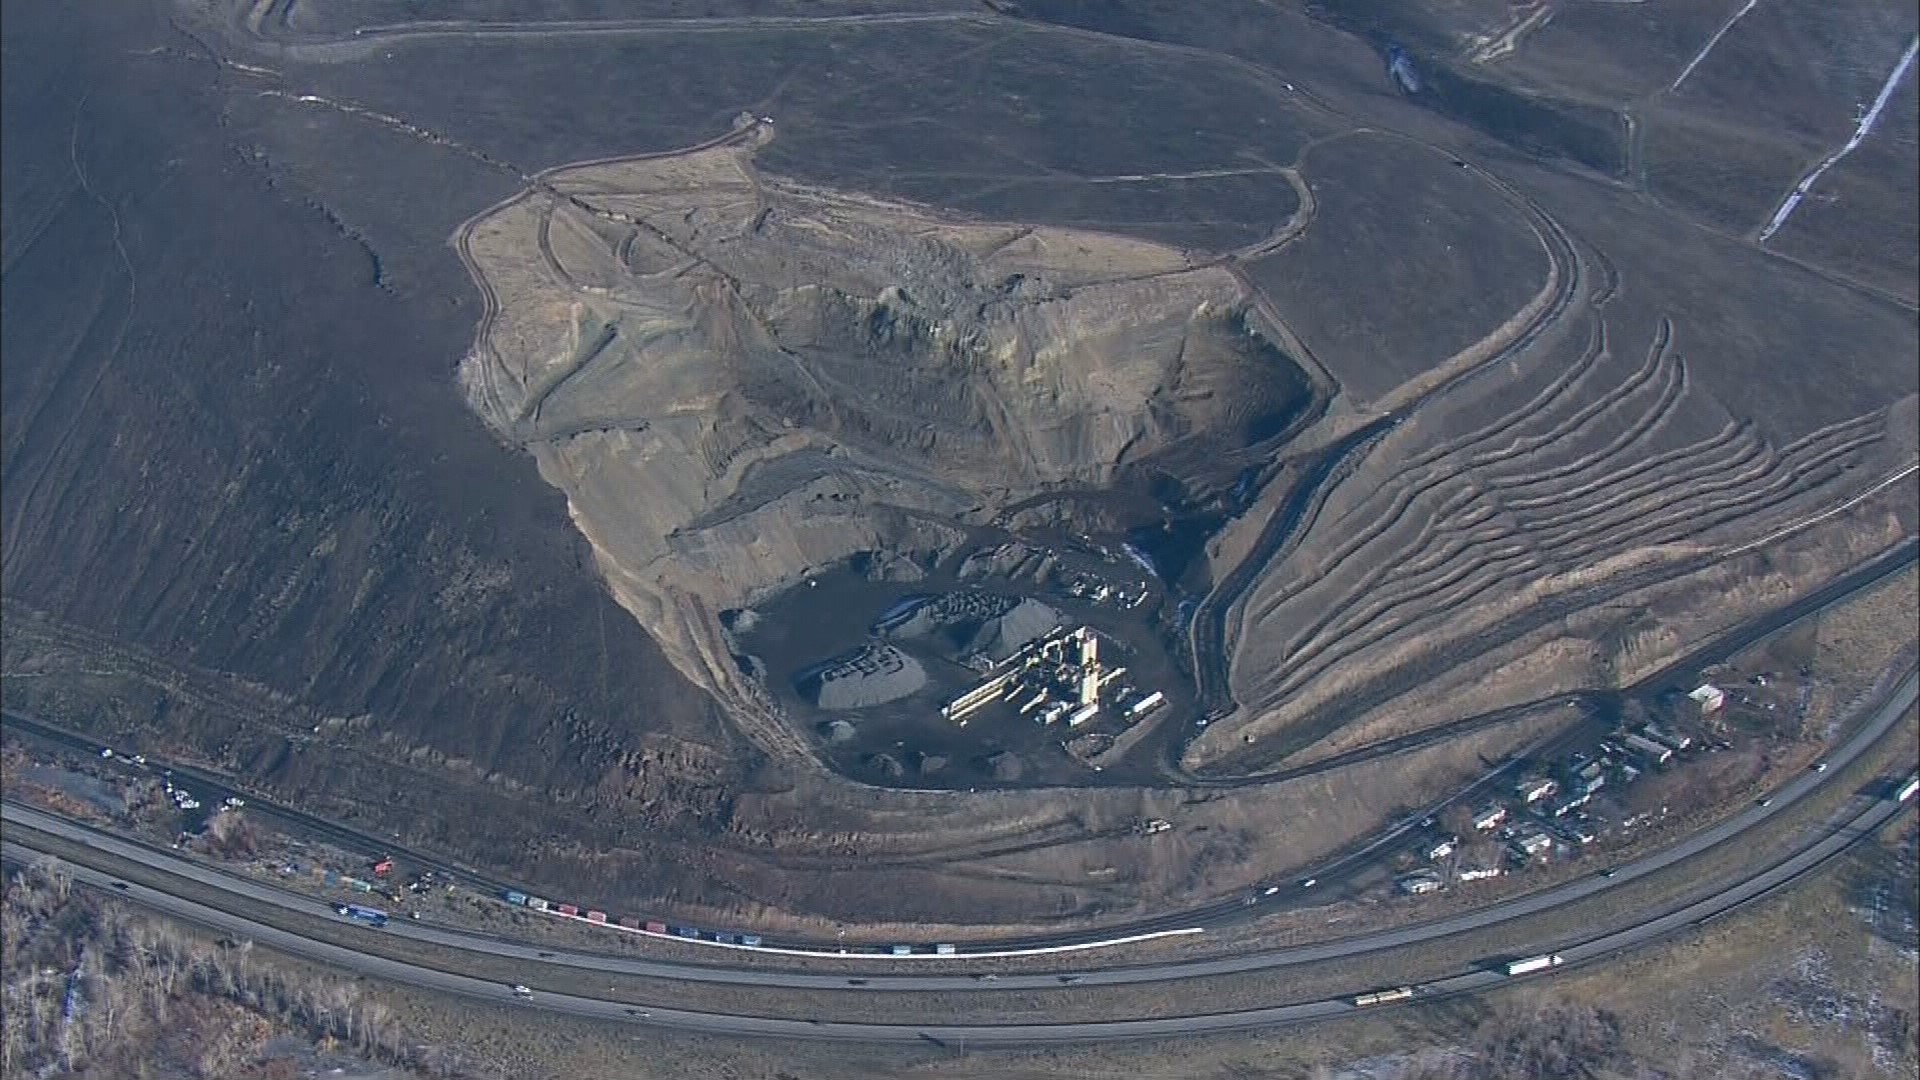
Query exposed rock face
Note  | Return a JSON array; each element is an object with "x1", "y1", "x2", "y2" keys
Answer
[{"x1": 457, "y1": 135, "x2": 1303, "y2": 765}]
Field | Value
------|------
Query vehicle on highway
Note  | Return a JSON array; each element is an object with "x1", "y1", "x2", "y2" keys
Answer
[
  {"x1": 1300, "y1": 877, "x2": 1318, "y2": 888},
  {"x1": 99, "y1": 748, "x2": 113, "y2": 759},
  {"x1": 511, "y1": 984, "x2": 533, "y2": 998},
  {"x1": 1758, "y1": 797, "x2": 1774, "y2": 807},
  {"x1": 1262, "y1": 885, "x2": 1280, "y2": 896},
  {"x1": 1352, "y1": 986, "x2": 1416, "y2": 1007},
  {"x1": 1812, "y1": 762, "x2": 1827, "y2": 772},
  {"x1": 1057, "y1": 974, "x2": 1083, "y2": 984},
  {"x1": 334, "y1": 903, "x2": 389, "y2": 928},
  {"x1": 1504, "y1": 953, "x2": 1565, "y2": 976},
  {"x1": 1600, "y1": 869, "x2": 1617, "y2": 879}
]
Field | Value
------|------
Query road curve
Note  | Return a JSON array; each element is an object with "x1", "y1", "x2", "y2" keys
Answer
[
  {"x1": 3, "y1": 544, "x2": 1910, "y2": 961},
  {"x1": 6, "y1": 669, "x2": 1913, "y2": 1006},
  {"x1": 7, "y1": 752, "x2": 1912, "y2": 1043}
]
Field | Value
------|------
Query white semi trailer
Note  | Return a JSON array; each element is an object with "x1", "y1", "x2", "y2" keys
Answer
[{"x1": 1504, "y1": 953, "x2": 1565, "y2": 976}]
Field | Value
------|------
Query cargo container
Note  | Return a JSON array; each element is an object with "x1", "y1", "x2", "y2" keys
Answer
[
  {"x1": 713, "y1": 932, "x2": 737, "y2": 944},
  {"x1": 891, "y1": 944, "x2": 913, "y2": 955},
  {"x1": 503, "y1": 891, "x2": 528, "y2": 906},
  {"x1": 618, "y1": 916, "x2": 641, "y2": 930},
  {"x1": 527, "y1": 897, "x2": 549, "y2": 911},
  {"x1": 934, "y1": 943, "x2": 957, "y2": 955},
  {"x1": 556, "y1": 904, "x2": 579, "y2": 917},
  {"x1": 586, "y1": 910, "x2": 608, "y2": 924},
  {"x1": 741, "y1": 934, "x2": 763, "y2": 947},
  {"x1": 1352, "y1": 987, "x2": 1415, "y2": 1007},
  {"x1": 644, "y1": 920, "x2": 667, "y2": 934},
  {"x1": 672, "y1": 926, "x2": 700, "y2": 939},
  {"x1": 1504, "y1": 953, "x2": 1564, "y2": 976}
]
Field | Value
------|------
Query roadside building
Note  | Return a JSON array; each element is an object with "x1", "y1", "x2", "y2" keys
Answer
[
  {"x1": 1424, "y1": 835, "x2": 1459, "y2": 861},
  {"x1": 1508, "y1": 828, "x2": 1553, "y2": 861},
  {"x1": 1623, "y1": 733, "x2": 1673, "y2": 766},
  {"x1": 1643, "y1": 724, "x2": 1693, "y2": 752},
  {"x1": 1397, "y1": 870, "x2": 1444, "y2": 895},
  {"x1": 1573, "y1": 760, "x2": 1607, "y2": 794},
  {"x1": 1516, "y1": 777, "x2": 1559, "y2": 804},
  {"x1": 1472, "y1": 803, "x2": 1508, "y2": 831},
  {"x1": 1548, "y1": 790, "x2": 1591, "y2": 818},
  {"x1": 1688, "y1": 684, "x2": 1725, "y2": 715}
]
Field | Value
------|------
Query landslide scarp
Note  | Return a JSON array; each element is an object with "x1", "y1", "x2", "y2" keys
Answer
[{"x1": 456, "y1": 132, "x2": 1306, "y2": 766}]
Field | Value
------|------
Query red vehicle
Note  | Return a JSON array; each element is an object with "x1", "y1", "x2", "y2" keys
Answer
[
  {"x1": 371, "y1": 858, "x2": 394, "y2": 877},
  {"x1": 617, "y1": 916, "x2": 640, "y2": 930},
  {"x1": 644, "y1": 920, "x2": 667, "y2": 934},
  {"x1": 556, "y1": 903, "x2": 579, "y2": 917},
  {"x1": 586, "y1": 910, "x2": 607, "y2": 924}
]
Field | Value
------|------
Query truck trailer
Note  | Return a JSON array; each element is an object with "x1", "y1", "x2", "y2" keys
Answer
[
  {"x1": 334, "y1": 903, "x2": 389, "y2": 928},
  {"x1": 1504, "y1": 953, "x2": 1565, "y2": 976}
]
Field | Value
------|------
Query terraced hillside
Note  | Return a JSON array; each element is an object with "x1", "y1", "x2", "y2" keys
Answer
[{"x1": 1188, "y1": 254, "x2": 1915, "y2": 772}]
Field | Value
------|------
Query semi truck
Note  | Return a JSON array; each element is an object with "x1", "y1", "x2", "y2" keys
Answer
[
  {"x1": 1504, "y1": 953, "x2": 1565, "y2": 976},
  {"x1": 334, "y1": 903, "x2": 389, "y2": 928}
]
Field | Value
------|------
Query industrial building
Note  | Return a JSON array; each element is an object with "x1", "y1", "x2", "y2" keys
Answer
[{"x1": 939, "y1": 624, "x2": 1163, "y2": 733}]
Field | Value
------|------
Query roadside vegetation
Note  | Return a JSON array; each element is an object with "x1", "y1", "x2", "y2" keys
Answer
[{"x1": 0, "y1": 859, "x2": 474, "y2": 1078}]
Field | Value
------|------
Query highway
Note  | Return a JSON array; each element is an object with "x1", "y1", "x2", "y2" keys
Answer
[
  {"x1": 8, "y1": 538, "x2": 1908, "y2": 960},
  {"x1": 5, "y1": 670, "x2": 1913, "y2": 1008},
  {"x1": 6, "y1": 723, "x2": 1912, "y2": 1042}
]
